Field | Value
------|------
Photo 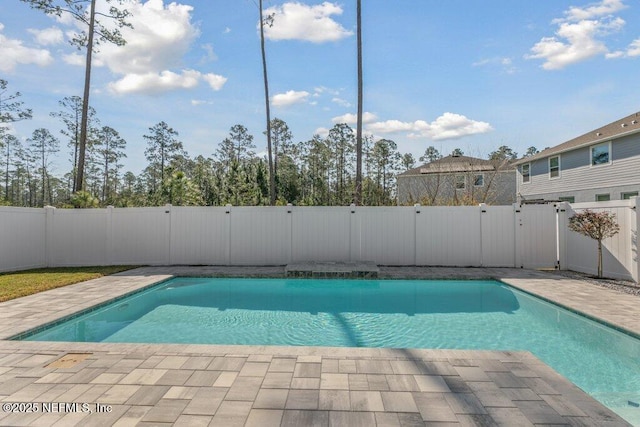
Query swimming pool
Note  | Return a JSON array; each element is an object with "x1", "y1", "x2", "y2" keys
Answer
[{"x1": 16, "y1": 277, "x2": 640, "y2": 424}]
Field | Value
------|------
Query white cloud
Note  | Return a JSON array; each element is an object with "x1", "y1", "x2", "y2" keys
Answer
[
  {"x1": 272, "y1": 90, "x2": 310, "y2": 107},
  {"x1": 28, "y1": 26, "x2": 64, "y2": 46},
  {"x1": 202, "y1": 73, "x2": 227, "y2": 90},
  {"x1": 201, "y1": 43, "x2": 217, "y2": 61},
  {"x1": 263, "y1": 2, "x2": 353, "y2": 43},
  {"x1": 109, "y1": 69, "x2": 217, "y2": 95},
  {"x1": 97, "y1": 0, "x2": 199, "y2": 75},
  {"x1": 331, "y1": 112, "x2": 378, "y2": 124},
  {"x1": 314, "y1": 86, "x2": 340, "y2": 96},
  {"x1": 608, "y1": 38, "x2": 640, "y2": 58},
  {"x1": 628, "y1": 39, "x2": 640, "y2": 56},
  {"x1": 0, "y1": 23, "x2": 53, "y2": 72},
  {"x1": 191, "y1": 99, "x2": 212, "y2": 106},
  {"x1": 472, "y1": 56, "x2": 517, "y2": 74},
  {"x1": 58, "y1": 0, "x2": 227, "y2": 95},
  {"x1": 526, "y1": 0, "x2": 629, "y2": 70},
  {"x1": 367, "y1": 113, "x2": 492, "y2": 141},
  {"x1": 331, "y1": 97, "x2": 351, "y2": 107},
  {"x1": 367, "y1": 120, "x2": 416, "y2": 133},
  {"x1": 62, "y1": 53, "x2": 84, "y2": 66},
  {"x1": 314, "y1": 127, "x2": 330, "y2": 138},
  {"x1": 63, "y1": 52, "x2": 105, "y2": 67},
  {"x1": 562, "y1": 0, "x2": 626, "y2": 21}
]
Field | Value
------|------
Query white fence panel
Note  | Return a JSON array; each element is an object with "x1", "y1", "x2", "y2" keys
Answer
[
  {"x1": 352, "y1": 207, "x2": 415, "y2": 265},
  {"x1": 480, "y1": 205, "x2": 516, "y2": 267},
  {"x1": 566, "y1": 200, "x2": 636, "y2": 281},
  {"x1": 291, "y1": 207, "x2": 351, "y2": 262},
  {"x1": 170, "y1": 207, "x2": 229, "y2": 265},
  {"x1": 516, "y1": 204, "x2": 558, "y2": 269},
  {"x1": 49, "y1": 209, "x2": 108, "y2": 266},
  {"x1": 230, "y1": 207, "x2": 291, "y2": 264},
  {"x1": 2, "y1": 203, "x2": 636, "y2": 282},
  {"x1": 110, "y1": 207, "x2": 170, "y2": 265},
  {"x1": 416, "y1": 206, "x2": 481, "y2": 266},
  {"x1": 0, "y1": 207, "x2": 45, "y2": 271}
]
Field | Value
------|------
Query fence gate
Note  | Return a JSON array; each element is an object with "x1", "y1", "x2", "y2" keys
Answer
[{"x1": 515, "y1": 203, "x2": 559, "y2": 269}]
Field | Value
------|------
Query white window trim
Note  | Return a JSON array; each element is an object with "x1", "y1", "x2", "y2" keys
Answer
[
  {"x1": 473, "y1": 173, "x2": 484, "y2": 187},
  {"x1": 455, "y1": 174, "x2": 466, "y2": 190},
  {"x1": 590, "y1": 141, "x2": 612, "y2": 167},
  {"x1": 621, "y1": 191, "x2": 639, "y2": 200},
  {"x1": 521, "y1": 163, "x2": 531, "y2": 184},
  {"x1": 595, "y1": 193, "x2": 610, "y2": 202},
  {"x1": 548, "y1": 156, "x2": 561, "y2": 180}
]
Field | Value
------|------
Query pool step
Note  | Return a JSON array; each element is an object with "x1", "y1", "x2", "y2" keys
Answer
[{"x1": 285, "y1": 261, "x2": 379, "y2": 278}]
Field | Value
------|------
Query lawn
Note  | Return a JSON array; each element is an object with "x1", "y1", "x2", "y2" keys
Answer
[{"x1": 0, "y1": 266, "x2": 140, "y2": 302}]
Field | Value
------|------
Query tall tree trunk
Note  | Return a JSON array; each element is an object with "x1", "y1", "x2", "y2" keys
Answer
[
  {"x1": 75, "y1": 0, "x2": 96, "y2": 193},
  {"x1": 103, "y1": 142, "x2": 109, "y2": 202},
  {"x1": 354, "y1": 0, "x2": 363, "y2": 205},
  {"x1": 4, "y1": 144, "x2": 9, "y2": 201},
  {"x1": 41, "y1": 149, "x2": 45, "y2": 207},
  {"x1": 259, "y1": 0, "x2": 276, "y2": 205},
  {"x1": 72, "y1": 110, "x2": 79, "y2": 191},
  {"x1": 597, "y1": 240, "x2": 603, "y2": 278}
]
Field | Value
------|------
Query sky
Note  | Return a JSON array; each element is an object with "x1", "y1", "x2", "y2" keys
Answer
[{"x1": 1, "y1": 0, "x2": 639, "y2": 175}]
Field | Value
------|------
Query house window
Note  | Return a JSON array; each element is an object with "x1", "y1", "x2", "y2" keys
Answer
[
  {"x1": 596, "y1": 194, "x2": 610, "y2": 202},
  {"x1": 622, "y1": 191, "x2": 639, "y2": 199},
  {"x1": 522, "y1": 164, "x2": 530, "y2": 183},
  {"x1": 591, "y1": 142, "x2": 611, "y2": 166},
  {"x1": 455, "y1": 175, "x2": 465, "y2": 190},
  {"x1": 558, "y1": 196, "x2": 575, "y2": 203},
  {"x1": 473, "y1": 174, "x2": 484, "y2": 187},
  {"x1": 549, "y1": 156, "x2": 560, "y2": 178}
]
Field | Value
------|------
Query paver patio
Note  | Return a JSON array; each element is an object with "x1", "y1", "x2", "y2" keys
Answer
[{"x1": 0, "y1": 266, "x2": 635, "y2": 426}]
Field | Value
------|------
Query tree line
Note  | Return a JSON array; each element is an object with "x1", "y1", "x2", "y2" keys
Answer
[
  {"x1": 0, "y1": 84, "x2": 408, "y2": 208},
  {"x1": 1, "y1": 79, "x2": 541, "y2": 208}
]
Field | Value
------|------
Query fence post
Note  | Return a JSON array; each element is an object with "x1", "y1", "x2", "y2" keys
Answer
[
  {"x1": 556, "y1": 202, "x2": 568, "y2": 270},
  {"x1": 479, "y1": 203, "x2": 487, "y2": 267},
  {"x1": 44, "y1": 206, "x2": 55, "y2": 268},
  {"x1": 164, "y1": 204, "x2": 172, "y2": 265},
  {"x1": 287, "y1": 203, "x2": 293, "y2": 263},
  {"x1": 106, "y1": 206, "x2": 114, "y2": 266},
  {"x1": 513, "y1": 203, "x2": 522, "y2": 268},
  {"x1": 225, "y1": 204, "x2": 232, "y2": 265},
  {"x1": 633, "y1": 196, "x2": 640, "y2": 283},
  {"x1": 414, "y1": 204, "x2": 421, "y2": 265},
  {"x1": 349, "y1": 203, "x2": 357, "y2": 262}
]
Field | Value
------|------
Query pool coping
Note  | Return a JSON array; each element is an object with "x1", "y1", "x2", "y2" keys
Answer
[{"x1": 0, "y1": 266, "x2": 635, "y2": 426}]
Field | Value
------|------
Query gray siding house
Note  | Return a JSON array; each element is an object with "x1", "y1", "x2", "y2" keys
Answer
[
  {"x1": 397, "y1": 154, "x2": 516, "y2": 205},
  {"x1": 514, "y1": 111, "x2": 640, "y2": 203}
]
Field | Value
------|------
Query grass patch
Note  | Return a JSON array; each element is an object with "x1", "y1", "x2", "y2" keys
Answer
[{"x1": 0, "y1": 266, "x2": 141, "y2": 302}]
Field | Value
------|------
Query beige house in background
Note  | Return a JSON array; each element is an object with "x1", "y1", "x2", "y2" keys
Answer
[{"x1": 397, "y1": 154, "x2": 517, "y2": 206}]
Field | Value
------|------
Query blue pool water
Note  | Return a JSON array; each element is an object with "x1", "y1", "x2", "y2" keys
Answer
[{"x1": 19, "y1": 278, "x2": 640, "y2": 424}]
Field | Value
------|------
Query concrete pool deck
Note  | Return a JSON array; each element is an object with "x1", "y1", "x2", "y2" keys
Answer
[{"x1": 0, "y1": 266, "x2": 635, "y2": 426}]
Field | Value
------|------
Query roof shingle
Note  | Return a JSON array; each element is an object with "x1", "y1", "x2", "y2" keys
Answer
[{"x1": 399, "y1": 155, "x2": 512, "y2": 176}]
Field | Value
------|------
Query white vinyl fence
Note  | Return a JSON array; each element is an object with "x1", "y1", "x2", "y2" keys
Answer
[
  {"x1": 0, "y1": 207, "x2": 46, "y2": 271},
  {"x1": 565, "y1": 198, "x2": 639, "y2": 282},
  {"x1": 1, "y1": 201, "x2": 638, "y2": 282}
]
